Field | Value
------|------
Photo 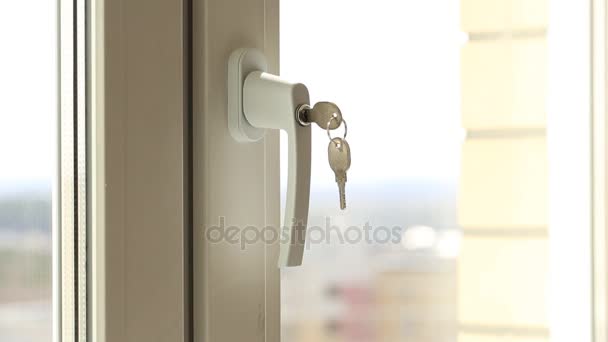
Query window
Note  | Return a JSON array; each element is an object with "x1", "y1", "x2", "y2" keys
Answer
[
  {"x1": 0, "y1": 1, "x2": 601, "y2": 341},
  {"x1": 280, "y1": 0, "x2": 592, "y2": 341},
  {"x1": 0, "y1": 1, "x2": 57, "y2": 341}
]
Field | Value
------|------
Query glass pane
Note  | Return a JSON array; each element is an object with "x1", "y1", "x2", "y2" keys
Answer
[
  {"x1": 280, "y1": 1, "x2": 591, "y2": 342},
  {"x1": 0, "y1": 1, "x2": 56, "y2": 341}
]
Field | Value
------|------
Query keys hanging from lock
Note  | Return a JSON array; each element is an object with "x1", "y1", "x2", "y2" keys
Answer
[{"x1": 296, "y1": 101, "x2": 350, "y2": 210}]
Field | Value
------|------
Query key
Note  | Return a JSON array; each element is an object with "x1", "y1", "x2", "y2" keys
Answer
[
  {"x1": 328, "y1": 137, "x2": 351, "y2": 210},
  {"x1": 307, "y1": 102, "x2": 343, "y2": 130}
]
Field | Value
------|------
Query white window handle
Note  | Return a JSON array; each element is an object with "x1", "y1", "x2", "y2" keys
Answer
[{"x1": 227, "y1": 48, "x2": 311, "y2": 267}]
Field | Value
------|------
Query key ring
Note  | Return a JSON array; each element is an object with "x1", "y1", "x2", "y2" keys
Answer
[{"x1": 327, "y1": 114, "x2": 347, "y2": 141}]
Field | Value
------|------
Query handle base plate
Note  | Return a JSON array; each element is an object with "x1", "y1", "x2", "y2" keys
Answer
[{"x1": 228, "y1": 48, "x2": 268, "y2": 142}]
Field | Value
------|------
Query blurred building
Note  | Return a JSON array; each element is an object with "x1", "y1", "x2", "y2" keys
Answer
[
  {"x1": 458, "y1": 0, "x2": 549, "y2": 341},
  {"x1": 282, "y1": 184, "x2": 459, "y2": 342}
]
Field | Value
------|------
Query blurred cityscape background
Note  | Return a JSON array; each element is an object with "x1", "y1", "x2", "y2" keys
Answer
[
  {"x1": 282, "y1": 182, "x2": 459, "y2": 342},
  {"x1": 0, "y1": 182, "x2": 52, "y2": 341},
  {"x1": 280, "y1": 0, "x2": 555, "y2": 341}
]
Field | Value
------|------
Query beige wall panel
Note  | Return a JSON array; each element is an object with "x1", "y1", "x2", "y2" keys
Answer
[
  {"x1": 458, "y1": 237, "x2": 549, "y2": 327},
  {"x1": 461, "y1": 0, "x2": 548, "y2": 32},
  {"x1": 459, "y1": 333, "x2": 547, "y2": 342},
  {"x1": 461, "y1": 39, "x2": 546, "y2": 130},
  {"x1": 459, "y1": 137, "x2": 547, "y2": 228}
]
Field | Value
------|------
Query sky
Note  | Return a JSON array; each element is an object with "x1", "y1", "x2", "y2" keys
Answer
[
  {"x1": 0, "y1": 1, "x2": 57, "y2": 184},
  {"x1": 280, "y1": 0, "x2": 466, "y2": 190}
]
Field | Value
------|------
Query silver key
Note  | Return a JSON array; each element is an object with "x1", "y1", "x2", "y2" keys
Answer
[
  {"x1": 328, "y1": 137, "x2": 351, "y2": 210},
  {"x1": 299, "y1": 102, "x2": 343, "y2": 129}
]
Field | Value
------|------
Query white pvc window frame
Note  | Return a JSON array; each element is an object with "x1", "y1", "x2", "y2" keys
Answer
[
  {"x1": 89, "y1": 0, "x2": 191, "y2": 341},
  {"x1": 58, "y1": 0, "x2": 88, "y2": 340},
  {"x1": 59, "y1": 0, "x2": 192, "y2": 340},
  {"x1": 592, "y1": 0, "x2": 608, "y2": 339}
]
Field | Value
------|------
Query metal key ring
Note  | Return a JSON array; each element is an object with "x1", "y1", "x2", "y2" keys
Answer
[{"x1": 326, "y1": 115, "x2": 347, "y2": 142}]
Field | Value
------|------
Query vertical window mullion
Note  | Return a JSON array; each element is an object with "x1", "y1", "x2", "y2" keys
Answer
[{"x1": 59, "y1": 0, "x2": 88, "y2": 340}]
